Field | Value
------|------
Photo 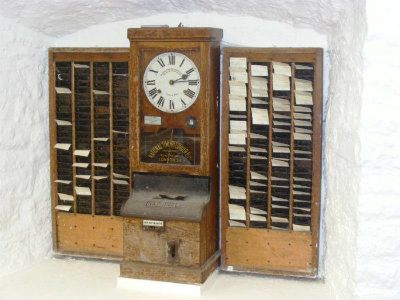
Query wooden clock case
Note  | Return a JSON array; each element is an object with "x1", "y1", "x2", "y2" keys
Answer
[{"x1": 120, "y1": 27, "x2": 222, "y2": 284}]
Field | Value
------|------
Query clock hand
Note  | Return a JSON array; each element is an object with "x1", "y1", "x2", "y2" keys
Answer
[
  {"x1": 169, "y1": 73, "x2": 190, "y2": 85},
  {"x1": 171, "y1": 80, "x2": 190, "y2": 83}
]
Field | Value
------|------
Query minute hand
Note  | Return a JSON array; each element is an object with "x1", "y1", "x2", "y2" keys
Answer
[{"x1": 172, "y1": 80, "x2": 191, "y2": 83}]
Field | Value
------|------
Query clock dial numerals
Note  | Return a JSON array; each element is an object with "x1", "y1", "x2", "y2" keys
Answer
[
  {"x1": 146, "y1": 80, "x2": 155, "y2": 85},
  {"x1": 188, "y1": 80, "x2": 199, "y2": 86},
  {"x1": 143, "y1": 52, "x2": 201, "y2": 113},
  {"x1": 186, "y1": 68, "x2": 194, "y2": 75},
  {"x1": 168, "y1": 53, "x2": 175, "y2": 65},
  {"x1": 180, "y1": 98, "x2": 187, "y2": 107},
  {"x1": 157, "y1": 96, "x2": 165, "y2": 107},
  {"x1": 183, "y1": 89, "x2": 196, "y2": 99},
  {"x1": 157, "y1": 58, "x2": 165, "y2": 68},
  {"x1": 148, "y1": 87, "x2": 158, "y2": 99}
]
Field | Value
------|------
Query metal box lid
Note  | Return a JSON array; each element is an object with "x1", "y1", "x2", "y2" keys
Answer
[{"x1": 120, "y1": 173, "x2": 210, "y2": 222}]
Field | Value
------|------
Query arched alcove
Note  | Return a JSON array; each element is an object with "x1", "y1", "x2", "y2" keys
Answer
[{"x1": 3, "y1": 1, "x2": 399, "y2": 299}]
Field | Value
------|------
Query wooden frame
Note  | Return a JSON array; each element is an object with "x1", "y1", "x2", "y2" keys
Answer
[
  {"x1": 220, "y1": 47, "x2": 323, "y2": 276},
  {"x1": 49, "y1": 48, "x2": 130, "y2": 259},
  {"x1": 128, "y1": 28, "x2": 222, "y2": 177}
]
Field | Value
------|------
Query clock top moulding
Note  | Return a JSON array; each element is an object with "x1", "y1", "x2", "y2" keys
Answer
[
  {"x1": 127, "y1": 27, "x2": 223, "y2": 42},
  {"x1": 128, "y1": 27, "x2": 223, "y2": 177}
]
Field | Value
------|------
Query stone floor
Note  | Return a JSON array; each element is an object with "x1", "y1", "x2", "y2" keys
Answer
[{"x1": 0, "y1": 257, "x2": 333, "y2": 300}]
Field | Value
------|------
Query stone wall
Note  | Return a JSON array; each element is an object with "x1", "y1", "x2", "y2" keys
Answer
[{"x1": 0, "y1": 16, "x2": 52, "y2": 276}]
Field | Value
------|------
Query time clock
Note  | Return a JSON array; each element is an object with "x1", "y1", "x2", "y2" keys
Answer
[
  {"x1": 143, "y1": 52, "x2": 201, "y2": 113},
  {"x1": 122, "y1": 26, "x2": 223, "y2": 284}
]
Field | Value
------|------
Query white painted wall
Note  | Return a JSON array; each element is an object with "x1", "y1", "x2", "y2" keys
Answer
[
  {"x1": 356, "y1": 1, "x2": 400, "y2": 299},
  {"x1": 0, "y1": 16, "x2": 53, "y2": 276},
  {"x1": 323, "y1": 2, "x2": 366, "y2": 299}
]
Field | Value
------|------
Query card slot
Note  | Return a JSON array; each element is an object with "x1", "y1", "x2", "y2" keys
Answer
[
  {"x1": 113, "y1": 191, "x2": 130, "y2": 198},
  {"x1": 112, "y1": 126, "x2": 129, "y2": 133},
  {"x1": 113, "y1": 121, "x2": 129, "y2": 127},
  {"x1": 94, "y1": 172, "x2": 110, "y2": 179},
  {"x1": 113, "y1": 165, "x2": 129, "y2": 172},
  {"x1": 57, "y1": 184, "x2": 73, "y2": 194},
  {"x1": 294, "y1": 160, "x2": 312, "y2": 169},
  {"x1": 112, "y1": 104, "x2": 129, "y2": 110},
  {"x1": 228, "y1": 176, "x2": 247, "y2": 183},
  {"x1": 75, "y1": 115, "x2": 90, "y2": 122},
  {"x1": 294, "y1": 154, "x2": 312, "y2": 160},
  {"x1": 112, "y1": 110, "x2": 129, "y2": 117},
  {"x1": 272, "y1": 90, "x2": 290, "y2": 98},
  {"x1": 93, "y1": 117, "x2": 110, "y2": 124},
  {"x1": 112, "y1": 90, "x2": 129, "y2": 96},
  {"x1": 293, "y1": 216, "x2": 311, "y2": 223},
  {"x1": 93, "y1": 100, "x2": 109, "y2": 107},
  {"x1": 271, "y1": 208, "x2": 289, "y2": 216},
  {"x1": 293, "y1": 193, "x2": 311, "y2": 201},
  {"x1": 94, "y1": 108, "x2": 110, "y2": 115},
  {"x1": 250, "y1": 195, "x2": 267, "y2": 203},
  {"x1": 56, "y1": 175, "x2": 73, "y2": 182},
  {"x1": 56, "y1": 155, "x2": 72, "y2": 162},
  {"x1": 94, "y1": 127, "x2": 110, "y2": 133},
  {"x1": 94, "y1": 190, "x2": 111, "y2": 197},
  {"x1": 271, "y1": 223, "x2": 289, "y2": 230},
  {"x1": 74, "y1": 155, "x2": 91, "y2": 163},
  {"x1": 75, "y1": 101, "x2": 91, "y2": 106},
  {"x1": 56, "y1": 137, "x2": 72, "y2": 144},
  {"x1": 57, "y1": 171, "x2": 73, "y2": 178},
  {"x1": 94, "y1": 197, "x2": 111, "y2": 204},
  {"x1": 113, "y1": 135, "x2": 129, "y2": 142},
  {"x1": 113, "y1": 167, "x2": 129, "y2": 173},
  {"x1": 94, "y1": 210, "x2": 110, "y2": 216},
  {"x1": 56, "y1": 112, "x2": 72, "y2": 119},
  {"x1": 56, "y1": 161, "x2": 73, "y2": 169},
  {"x1": 56, "y1": 127, "x2": 72, "y2": 134},
  {"x1": 93, "y1": 144, "x2": 110, "y2": 151},
  {"x1": 95, "y1": 155, "x2": 111, "y2": 162},
  {"x1": 249, "y1": 185, "x2": 268, "y2": 193},
  {"x1": 75, "y1": 143, "x2": 91, "y2": 150},
  {"x1": 56, "y1": 92, "x2": 72, "y2": 99},
  {"x1": 294, "y1": 146, "x2": 312, "y2": 153},
  {"x1": 55, "y1": 104, "x2": 72, "y2": 111},
  {"x1": 76, "y1": 208, "x2": 91, "y2": 214}
]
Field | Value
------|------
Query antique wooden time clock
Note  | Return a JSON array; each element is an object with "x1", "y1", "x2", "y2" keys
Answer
[{"x1": 120, "y1": 26, "x2": 223, "y2": 284}]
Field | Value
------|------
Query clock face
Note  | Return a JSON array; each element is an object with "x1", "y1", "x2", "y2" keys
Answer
[{"x1": 143, "y1": 52, "x2": 201, "y2": 113}]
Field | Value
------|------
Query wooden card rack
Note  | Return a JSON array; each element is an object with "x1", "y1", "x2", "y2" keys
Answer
[
  {"x1": 49, "y1": 48, "x2": 130, "y2": 258},
  {"x1": 220, "y1": 47, "x2": 323, "y2": 276}
]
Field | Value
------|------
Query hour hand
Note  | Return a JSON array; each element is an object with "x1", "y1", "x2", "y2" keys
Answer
[{"x1": 170, "y1": 74, "x2": 189, "y2": 85}]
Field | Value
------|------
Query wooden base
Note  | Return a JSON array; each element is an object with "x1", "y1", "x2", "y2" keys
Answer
[
  {"x1": 56, "y1": 212, "x2": 123, "y2": 258},
  {"x1": 223, "y1": 227, "x2": 316, "y2": 276},
  {"x1": 120, "y1": 251, "x2": 220, "y2": 284}
]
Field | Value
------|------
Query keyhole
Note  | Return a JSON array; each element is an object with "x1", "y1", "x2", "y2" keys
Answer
[
  {"x1": 170, "y1": 244, "x2": 176, "y2": 258},
  {"x1": 168, "y1": 241, "x2": 178, "y2": 262}
]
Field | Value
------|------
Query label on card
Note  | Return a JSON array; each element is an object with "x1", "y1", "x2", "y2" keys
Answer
[{"x1": 144, "y1": 115, "x2": 162, "y2": 125}]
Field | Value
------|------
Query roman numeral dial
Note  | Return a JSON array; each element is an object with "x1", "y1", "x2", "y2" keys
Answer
[{"x1": 143, "y1": 52, "x2": 201, "y2": 113}]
